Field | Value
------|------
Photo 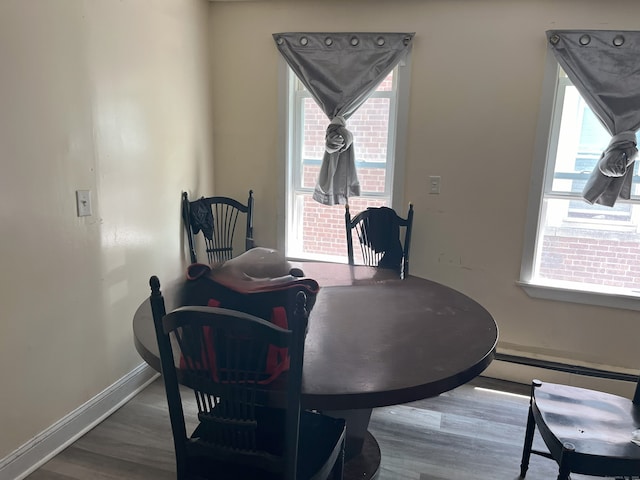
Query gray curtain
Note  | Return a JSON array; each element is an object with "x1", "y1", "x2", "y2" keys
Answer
[
  {"x1": 273, "y1": 32, "x2": 414, "y2": 205},
  {"x1": 547, "y1": 30, "x2": 640, "y2": 207}
]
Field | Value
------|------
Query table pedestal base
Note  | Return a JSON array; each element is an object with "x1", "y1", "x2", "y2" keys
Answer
[
  {"x1": 324, "y1": 408, "x2": 372, "y2": 459},
  {"x1": 343, "y1": 431, "x2": 380, "y2": 479},
  {"x1": 323, "y1": 408, "x2": 381, "y2": 479}
]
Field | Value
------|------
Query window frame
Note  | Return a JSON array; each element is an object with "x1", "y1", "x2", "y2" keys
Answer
[
  {"x1": 518, "y1": 50, "x2": 640, "y2": 312},
  {"x1": 276, "y1": 55, "x2": 412, "y2": 261}
]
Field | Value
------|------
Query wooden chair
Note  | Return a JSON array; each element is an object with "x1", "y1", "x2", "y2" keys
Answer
[
  {"x1": 519, "y1": 378, "x2": 640, "y2": 480},
  {"x1": 345, "y1": 204, "x2": 413, "y2": 279},
  {"x1": 149, "y1": 276, "x2": 346, "y2": 480},
  {"x1": 182, "y1": 191, "x2": 255, "y2": 264}
]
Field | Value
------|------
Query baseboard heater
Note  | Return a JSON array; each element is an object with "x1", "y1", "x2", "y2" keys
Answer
[{"x1": 495, "y1": 352, "x2": 639, "y2": 383}]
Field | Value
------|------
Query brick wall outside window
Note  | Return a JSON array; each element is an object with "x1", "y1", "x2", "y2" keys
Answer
[
  {"x1": 301, "y1": 165, "x2": 389, "y2": 259},
  {"x1": 298, "y1": 79, "x2": 392, "y2": 259},
  {"x1": 540, "y1": 234, "x2": 640, "y2": 289}
]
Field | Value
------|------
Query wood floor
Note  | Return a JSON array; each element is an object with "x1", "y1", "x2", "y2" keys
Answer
[{"x1": 26, "y1": 376, "x2": 619, "y2": 480}]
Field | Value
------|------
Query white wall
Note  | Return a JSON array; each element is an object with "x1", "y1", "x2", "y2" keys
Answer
[
  {"x1": 208, "y1": 0, "x2": 640, "y2": 387},
  {"x1": 0, "y1": 0, "x2": 213, "y2": 459}
]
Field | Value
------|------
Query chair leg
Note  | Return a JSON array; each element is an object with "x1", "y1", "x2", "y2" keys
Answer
[
  {"x1": 519, "y1": 404, "x2": 536, "y2": 478},
  {"x1": 331, "y1": 438, "x2": 345, "y2": 480},
  {"x1": 556, "y1": 442, "x2": 575, "y2": 480}
]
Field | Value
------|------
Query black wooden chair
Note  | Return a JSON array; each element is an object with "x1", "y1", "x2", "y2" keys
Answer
[
  {"x1": 149, "y1": 276, "x2": 345, "y2": 480},
  {"x1": 519, "y1": 377, "x2": 640, "y2": 480},
  {"x1": 182, "y1": 191, "x2": 255, "y2": 264},
  {"x1": 345, "y1": 203, "x2": 413, "y2": 279}
]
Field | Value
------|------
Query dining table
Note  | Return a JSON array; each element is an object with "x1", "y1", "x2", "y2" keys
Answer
[{"x1": 133, "y1": 261, "x2": 498, "y2": 479}]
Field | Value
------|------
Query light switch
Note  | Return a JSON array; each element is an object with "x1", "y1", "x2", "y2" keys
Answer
[
  {"x1": 429, "y1": 176, "x2": 441, "y2": 194},
  {"x1": 76, "y1": 190, "x2": 92, "y2": 216}
]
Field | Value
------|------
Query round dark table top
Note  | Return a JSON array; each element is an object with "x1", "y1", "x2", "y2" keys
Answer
[{"x1": 133, "y1": 262, "x2": 498, "y2": 411}]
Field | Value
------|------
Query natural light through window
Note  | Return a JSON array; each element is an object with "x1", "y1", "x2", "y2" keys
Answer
[
  {"x1": 285, "y1": 68, "x2": 401, "y2": 262},
  {"x1": 522, "y1": 66, "x2": 640, "y2": 303}
]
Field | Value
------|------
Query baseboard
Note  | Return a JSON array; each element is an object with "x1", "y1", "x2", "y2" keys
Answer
[
  {"x1": 483, "y1": 358, "x2": 637, "y2": 399},
  {"x1": 494, "y1": 352, "x2": 638, "y2": 382},
  {"x1": 0, "y1": 364, "x2": 159, "y2": 480}
]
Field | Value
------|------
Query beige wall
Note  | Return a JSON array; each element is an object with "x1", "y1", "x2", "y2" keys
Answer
[
  {"x1": 3, "y1": 0, "x2": 640, "y2": 465},
  {"x1": 0, "y1": 0, "x2": 213, "y2": 458},
  {"x1": 208, "y1": 0, "x2": 640, "y2": 384}
]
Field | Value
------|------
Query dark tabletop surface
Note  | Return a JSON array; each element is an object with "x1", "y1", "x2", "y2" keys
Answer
[{"x1": 134, "y1": 262, "x2": 498, "y2": 411}]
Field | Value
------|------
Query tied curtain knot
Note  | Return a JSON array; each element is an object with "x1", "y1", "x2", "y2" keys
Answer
[
  {"x1": 598, "y1": 131, "x2": 637, "y2": 178},
  {"x1": 546, "y1": 30, "x2": 640, "y2": 206},
  {"x1": 325, "y1": 116, "x2": 353, "y2": 154},
  {"x1": 273, "y1": 32, "x2": 414, "y2": 205}
]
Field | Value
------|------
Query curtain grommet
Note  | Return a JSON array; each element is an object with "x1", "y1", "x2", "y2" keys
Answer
[
  {"x1": 300, "y1": 36, "x2": 308, "y2": 46},
  {"x1": 403, "y1": 36, "x2": 411, "y2": 46},
  {"x1": 350, "y1": 36, "x2": 359, "y2": 47},
  {"x1": 275, "y1": 36, "x2": 283, "y2": 45},
  {"x1": 325, "y1": 37, "x2": 333, "y2": 46},
  {"x1": 376, "y1": 36, "x2": 385, "y2": 46},
  {"x1": 613, "y1": 35, "x2": 625, "y2": 47},
  {"x1": 579, "y1": 34, "x2": 591, "y2": 46},
  {"x1": 549, "y1": 34, "x2": 561, "y2": 45}
]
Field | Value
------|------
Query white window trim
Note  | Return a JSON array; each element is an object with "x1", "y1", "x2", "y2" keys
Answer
[
  {"x1": 276, "y1": 57, "x2": 291, "y2": 254},
  {"x1": 275, "y1": 54, "x2": 412, "y2": 257},
  {"x1": 518, "y1": 49, "x2": 640, "y2": 312}
]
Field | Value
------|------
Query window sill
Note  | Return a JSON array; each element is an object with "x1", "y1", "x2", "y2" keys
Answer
[
  {"x1": 517, "y1": 280, "x2": 640, "y2": 312},
  {"x1": 285, "y1": 252, "x2": 347, "y2": 264}
]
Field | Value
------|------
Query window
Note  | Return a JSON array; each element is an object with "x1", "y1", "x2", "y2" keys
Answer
[
  {"x1": 520, "y1": 59, "x2": 640, "y2": 309},
  {"x1": 282, "y1": 63, "x2": 409, "y2": 262}
]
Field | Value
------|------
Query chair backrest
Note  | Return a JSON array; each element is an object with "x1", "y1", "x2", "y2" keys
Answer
[
  {"x1": 182, "y1": 190, "x2": 255, "y2": 264},
  {"x1": 345, "y1": 203, "x2": 414, "y2": 278},
  {"x1": 149, "y1": 276, "x2": 308, "y2": 480}
]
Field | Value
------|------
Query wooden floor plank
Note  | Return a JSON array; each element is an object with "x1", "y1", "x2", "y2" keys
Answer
[{"x1": 26, "y1": 377, "x2": 629, "y2": 479}]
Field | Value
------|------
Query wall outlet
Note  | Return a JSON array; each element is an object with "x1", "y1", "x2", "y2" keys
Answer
[{"x1": 76, "y1": 190, "x2": 92, "y2": 216}]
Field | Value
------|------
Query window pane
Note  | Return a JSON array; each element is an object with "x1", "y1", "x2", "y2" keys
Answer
[
  {"x1": 352, "y1": 96, "x2": 390, "y2": 194},
  {"x1": 289, "y1": 70, "x2": 397, "y2": 261},
  {"x1": 534, "y1": 198, "x2": 640, "y2": 292},
  {"x1": 549, "y1": 83, "x2": 639, "y2": 222},
  {"x1": 295, "y1": 193, "x2": 390, "y2": 259},
  {"x1": 376, "y1": 73, "x2": 393, "y2": 92},
  {"x1": 298, "y1": 193, "x2": 348, "y2": 258},
  {"x1": 530, "y1": 70, "x2": 640, "y2": 295},
  {"x1": 351, "y1": 97, "x2": 390, "y2": 164},
  {"x1": 550, "y1": 86, "x2": 610, "y2": 195},
  {"x1": 301, "y1": 97, "x2": 325, "y2": 189},
  {"x1": 300, "y1": 92, "x2": 392, "y2": 191},
  {"x1": 566, "y1": 200, "x2": 632, "y2": 222}
]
